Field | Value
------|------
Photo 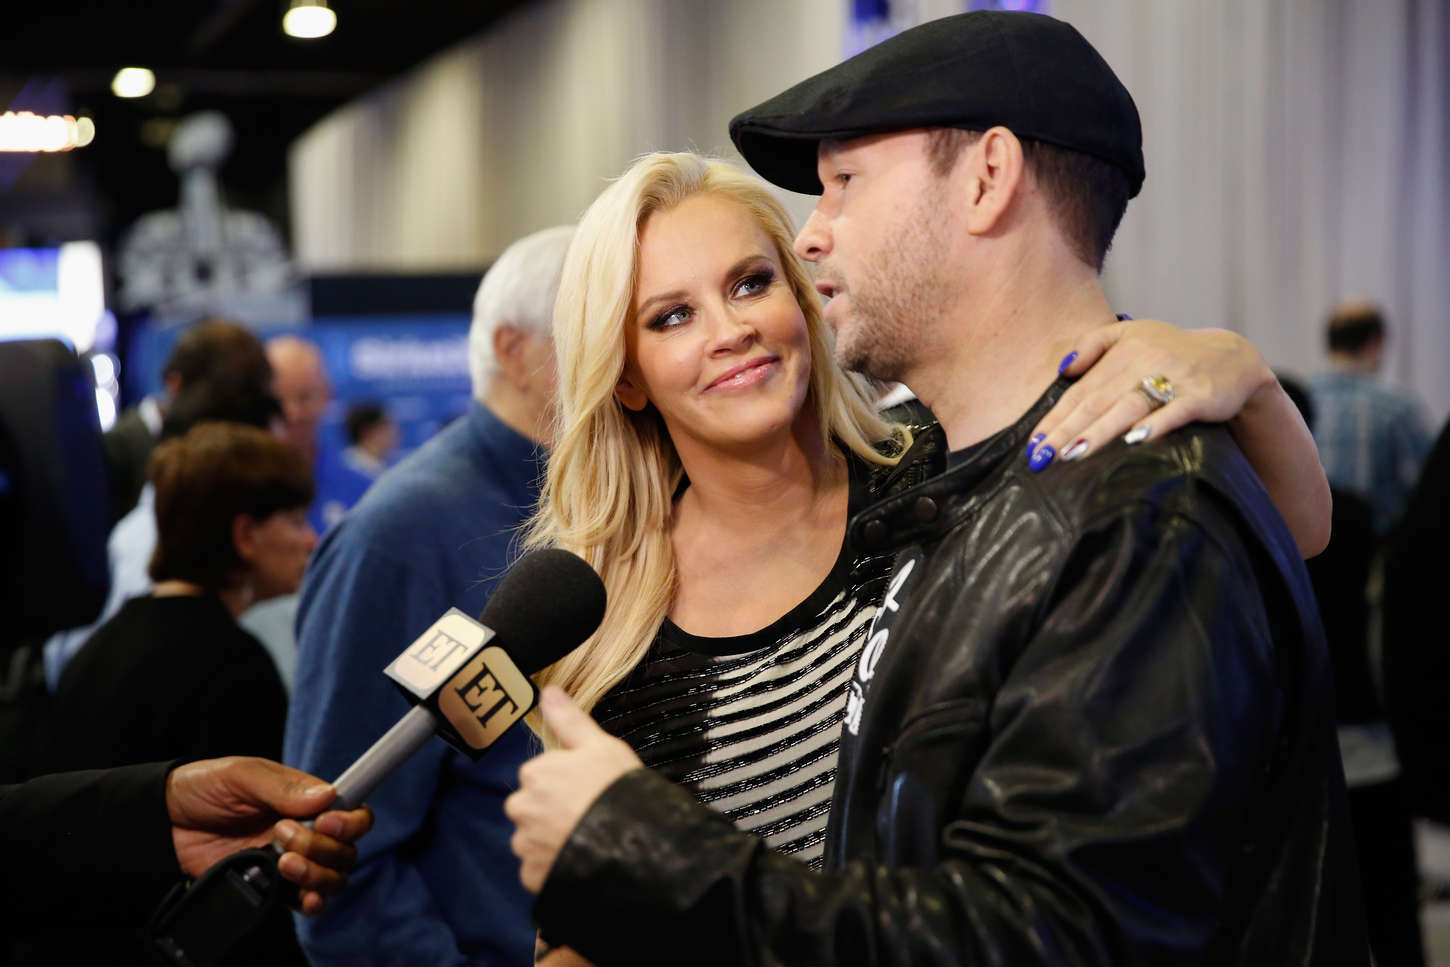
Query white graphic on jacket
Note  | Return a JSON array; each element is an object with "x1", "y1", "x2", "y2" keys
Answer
[{"x1": 844, "y1": 555, "x2": 918, "y2": 736}]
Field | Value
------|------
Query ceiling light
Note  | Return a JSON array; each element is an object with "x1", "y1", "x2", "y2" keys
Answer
[
  {"x1": 0, "y1": 112, "x2": 94, "y2": 152},
  {"x1": 283, "y1": 0, "x2": 337, "y2": 39},
  {"x1": 111, "y1": 67, "x2": 156, "y2": 99}
]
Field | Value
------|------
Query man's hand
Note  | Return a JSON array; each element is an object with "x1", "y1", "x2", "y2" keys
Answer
[
  {"x1": 505, "y1": 686, "x2": 643, "y2": 893},
  {"x1": 166, "y1": 756, "x2": 374, "y2": 915}
]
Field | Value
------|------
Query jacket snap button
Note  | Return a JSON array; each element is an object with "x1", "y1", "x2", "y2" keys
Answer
[
  {"x1": 862, "y1": 519, "x2": 889, "y2": 547},
  {"x1": 913, "y1": 497, "x2": 938, "y2": 523}
]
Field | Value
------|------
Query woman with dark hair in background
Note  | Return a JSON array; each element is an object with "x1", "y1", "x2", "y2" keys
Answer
[
  {"x1": 23, "y1": 421, "x2": 317, "y2": 966},
  {"x1": 43, "y1": 421, "x2": 315, "y2": 773}
]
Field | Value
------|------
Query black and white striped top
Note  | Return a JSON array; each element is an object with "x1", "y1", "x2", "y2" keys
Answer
[{"x1": 593, "y1": 457, "x2": 895, "y2": 870}]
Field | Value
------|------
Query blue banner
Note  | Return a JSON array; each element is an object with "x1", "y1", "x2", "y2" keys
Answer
[{"x1": 126, "y1": 313, "x2": 477, "y2": 530}]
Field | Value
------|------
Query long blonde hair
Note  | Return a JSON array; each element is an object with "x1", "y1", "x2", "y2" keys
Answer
[{"x1": 525, "y1": 152, "x2": 904, "y2": 739}]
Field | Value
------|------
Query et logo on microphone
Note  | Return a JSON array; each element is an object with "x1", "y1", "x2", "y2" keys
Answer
[
  {"x1": 438, "y1": 648, "x2": 535, "y2": 752},
  {"x1": 383, "y1": 608, "x2": 537, "y2": 756},
  {"x1": 384, "y1": 609, "x2": 490, "y2": 699}
]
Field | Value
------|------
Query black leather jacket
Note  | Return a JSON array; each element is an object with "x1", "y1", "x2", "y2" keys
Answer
[{"x1": 537, "y1": 380, "x2": 1368, "y2": 966}]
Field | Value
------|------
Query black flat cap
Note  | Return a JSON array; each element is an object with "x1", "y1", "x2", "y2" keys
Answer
[{"x1": 729, "y1": 11, "x2": 1144, "y2": 198}]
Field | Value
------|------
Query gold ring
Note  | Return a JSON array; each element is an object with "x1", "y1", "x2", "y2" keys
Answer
[{"x1": 1136, "y1": 373, "x2": 1175, "y2": 409}]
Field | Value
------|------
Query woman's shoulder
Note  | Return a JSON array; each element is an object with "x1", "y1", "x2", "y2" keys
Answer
[
  {"x1": 85, "y1": 594, "x2": 204, "y2": 649},
  {"x1": 110, "y1": 595, "x2": 261, "y2": 661}
]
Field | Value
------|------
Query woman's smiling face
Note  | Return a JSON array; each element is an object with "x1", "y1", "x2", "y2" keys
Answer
[{"x1": 619, "y1": 193, "x2": 813, "y2": 456}]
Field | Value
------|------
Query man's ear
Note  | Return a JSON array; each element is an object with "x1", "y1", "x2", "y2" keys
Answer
[
  {"x1": 961, "y1": 126, "x2": 1027, "y2": 237},
  {"x1": 614, "y1": 371, "x2": 649, "y2": 412},
  {"x1": 493, "y1": 325, "x2": 529, "y2": 390}
]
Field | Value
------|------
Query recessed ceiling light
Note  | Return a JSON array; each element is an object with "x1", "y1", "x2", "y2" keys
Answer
[
  {"x1": 283, "y1": 0, "x2": 337, "y2": 39},
  {"x1": 111, "y1": 67, "x2": 156, "y2": 99}
]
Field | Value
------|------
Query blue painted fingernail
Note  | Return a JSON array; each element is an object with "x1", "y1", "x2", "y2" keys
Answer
[
  {"x1": 1124, "y1": 425, "x2": 1150, "y2": 445},
  {"x1": 1057, "y1": 351, "x2": 1078, "y2": 374},
  {"x1": 1029, "y1": 444, "x2": 1055, "y2": 472},
  {"x1": 1026, "y1": 433, "x2": 1045, "y2": 459}
]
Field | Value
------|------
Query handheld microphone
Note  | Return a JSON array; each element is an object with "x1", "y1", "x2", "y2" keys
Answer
[
  {"x1": 147, "y1": 549, "x2": 605, "y2": 967},
  {"x1": 330, "y1": 546, "x2": 606, "y2": 808}
]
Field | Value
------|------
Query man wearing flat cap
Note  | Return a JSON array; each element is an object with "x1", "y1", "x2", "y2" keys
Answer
[{"x1": 509, "y1": 12, "x2": 1368, "y2": 965}]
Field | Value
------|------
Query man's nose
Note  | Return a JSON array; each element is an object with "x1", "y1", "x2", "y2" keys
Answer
[{"x1": 793, "y1": 208, "x2": 831, "y2": 262}]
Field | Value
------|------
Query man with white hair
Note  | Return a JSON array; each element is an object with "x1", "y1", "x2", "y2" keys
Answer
[{"x1": 285, "y1": 226, "x2": 573, "y2": 966}]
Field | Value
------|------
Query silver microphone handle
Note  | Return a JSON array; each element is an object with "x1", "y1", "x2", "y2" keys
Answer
[{"x1": 329, "y1": 703, "x2": 439, "y2": 810}]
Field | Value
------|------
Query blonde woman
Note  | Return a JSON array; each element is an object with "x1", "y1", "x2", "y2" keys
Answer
[{"x1": 521, "y1": 152, "x2": 1329, "y2": 886}]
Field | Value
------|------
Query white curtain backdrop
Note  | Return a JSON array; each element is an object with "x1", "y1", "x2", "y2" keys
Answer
[
  {"x1": 290, "y1": 0, "x2": 1450, "y2": 423},
  {"x1": 288, "y1": 0, "x2": 846, "y2": 272},
  {"x1": 1057, "y1": 0, "x2": 1450, "y2": 424}
]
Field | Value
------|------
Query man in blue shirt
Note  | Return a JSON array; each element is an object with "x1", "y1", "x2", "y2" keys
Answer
[
  {"x1": 284, "y1": 225, "x2": 573, "y2": 966},
  {"x1": 1309, "y1": 299, "x2": 1432, "y2": 536}
]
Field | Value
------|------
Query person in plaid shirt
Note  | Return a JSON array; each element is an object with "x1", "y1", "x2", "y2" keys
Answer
[{"x1": 1309, "y1": 299, "x2": 1432, "y2": 536}]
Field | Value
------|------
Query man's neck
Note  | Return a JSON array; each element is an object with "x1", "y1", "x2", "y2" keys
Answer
[
  {"x1": 482, "y1": 382, "x2": 551, "y2": 447},
  {"x1": 906, "y1": 265, "x2": 1115, "y2": 452},
  {"x1": 1328, "y1": 352, "x2": 1378, "y2": 376}
]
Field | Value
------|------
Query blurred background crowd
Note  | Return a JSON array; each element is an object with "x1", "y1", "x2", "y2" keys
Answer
[{"x1": 1, "y1": 0, "x2": 1447, "y2": 964}]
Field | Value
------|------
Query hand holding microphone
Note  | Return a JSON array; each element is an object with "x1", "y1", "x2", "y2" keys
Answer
[
  {"x1": 165, "y1": 756, "x2": 373, "y2": 915},
  {"x1": 149, "y1": 549, "x2": 606, "y2": 965}
]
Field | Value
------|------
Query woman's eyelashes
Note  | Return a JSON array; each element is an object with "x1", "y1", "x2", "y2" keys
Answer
[
  {"x1": 649, "y1": 304, "x2": 692, "y2": 330},
  {"x1": 733, "y1": 268, "x2": 774, "y2": 297},
  {"x1": 647, "y1": 267, "x2": 777, "y2": 331}
]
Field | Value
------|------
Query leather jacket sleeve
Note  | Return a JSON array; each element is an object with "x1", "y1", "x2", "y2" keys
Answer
[{"x1": 533, "y1": 504, "x2": 1293, "y2": 966}]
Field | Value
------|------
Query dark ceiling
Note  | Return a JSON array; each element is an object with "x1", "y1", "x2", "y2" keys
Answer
[{"x1": 1, "y1": 0, "x2": 535, "y2": 249}]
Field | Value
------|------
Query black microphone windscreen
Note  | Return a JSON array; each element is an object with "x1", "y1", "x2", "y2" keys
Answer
[{"x1": 478, "y1": 548, "x2": 606, "y2": 675}]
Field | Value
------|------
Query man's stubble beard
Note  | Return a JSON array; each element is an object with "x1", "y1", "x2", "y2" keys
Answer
[{"x1": 829, "y1": 179, "x2": 956, "y2": 385}]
